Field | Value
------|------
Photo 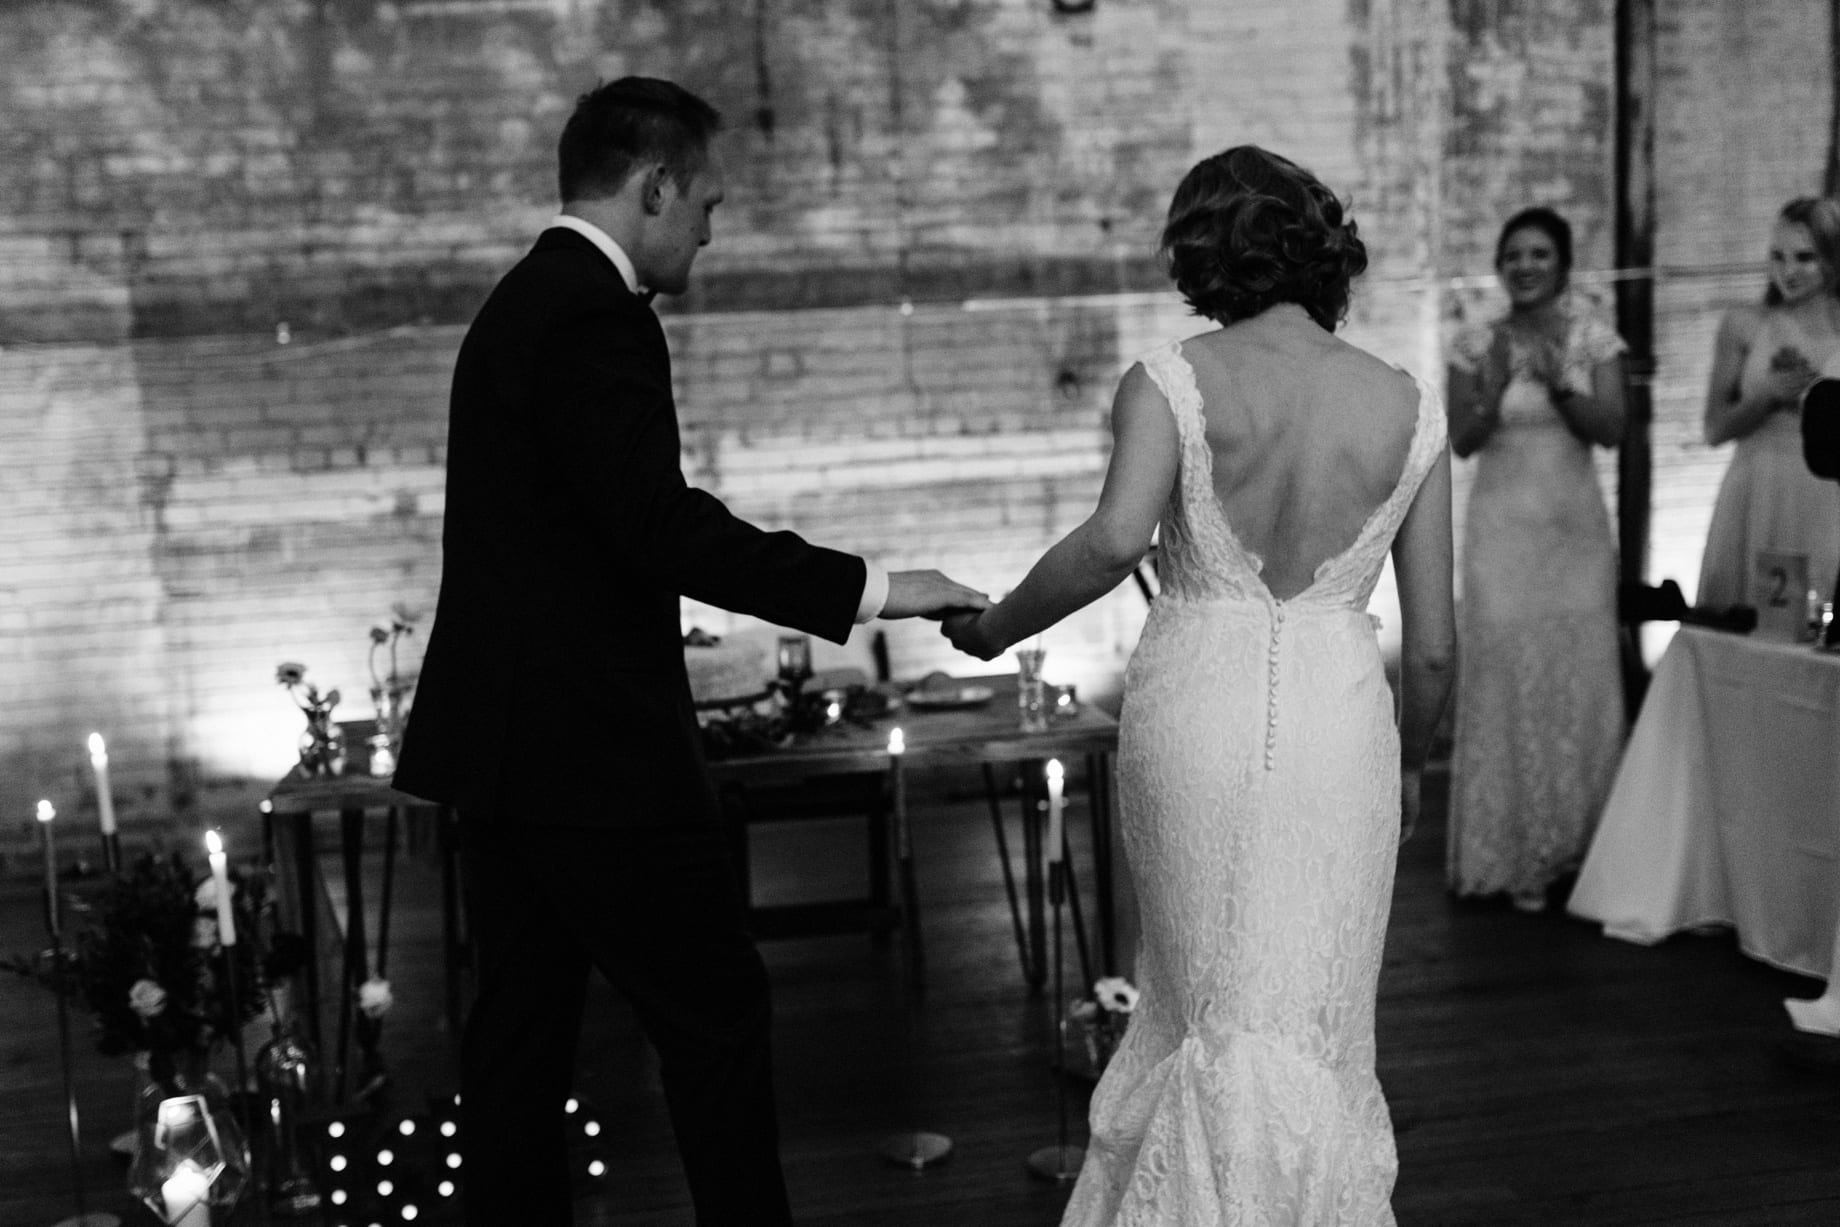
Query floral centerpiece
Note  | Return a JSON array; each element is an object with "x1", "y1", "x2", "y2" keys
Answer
[
  {"x1": 367, "y1": 604, "x2": 419, "y2": 757},
  {"x1": 277, "y1": 661, "x2": 343, "y2": 776},
  {"x1": 1068, "y1": 975, "x2": 1139, "y2": 1079}
]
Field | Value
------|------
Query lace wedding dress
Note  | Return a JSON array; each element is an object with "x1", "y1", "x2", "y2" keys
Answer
[{"x1": 1061, "y1": 340, "x2": 1446, "y2": 1226}]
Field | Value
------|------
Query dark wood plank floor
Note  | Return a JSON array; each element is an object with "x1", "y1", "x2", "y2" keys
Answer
[{"x1": 4, "y1": 765, "x2": 1838, "y2": 1225}]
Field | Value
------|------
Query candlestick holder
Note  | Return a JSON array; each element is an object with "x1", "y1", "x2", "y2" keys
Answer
[
  {"x1": 877, "y1": 738, "x2": 953, "y2": 1171},
  {"x1": 1025, "y1": 845, "x2": 1086, "y2": 1184},
  {"x1": 36, "y1": 801, "x2": 120, "y2": 1227}
]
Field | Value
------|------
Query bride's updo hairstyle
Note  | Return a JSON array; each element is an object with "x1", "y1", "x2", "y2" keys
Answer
[{"x1": 1160, "y1": 146, "x2": 1367, "y2": 332}]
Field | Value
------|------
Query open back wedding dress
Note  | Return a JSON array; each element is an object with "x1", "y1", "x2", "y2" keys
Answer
[{"x1": 1061, "y1": 338, "x2": 1445, "y2": 1227}]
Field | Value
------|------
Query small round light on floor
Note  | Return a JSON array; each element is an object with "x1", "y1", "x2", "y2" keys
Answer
[
  {"x1": 377, "y1": 1149, "x2": 394, "y2": 1165},
  {"x1": 583, "y1": 1120, "x2": 601, "y2": 1137},
  {"x1": 440, "y1": 1120, "x2": 457, "y2": 1137},
  {"x1": 330, "y1": 1155, "x2": 348, "y2": 1172},
  {"x1": 401, "y1": 1206, "x2": 419, "y2": 1221},
  {"x1": 446, "y1": 1152, "x2": 462, "y2": 1169},
  {"x1": 377, "y1": 1179, "x2": 394, "y2": 1197},
  {"x1": 398, "y1": 1119, "x2": 416, "y2": 1137},
  {"x1": 588, "y1": 1159, "x2": 606, "y2": 1177},
  {"x1": 438, "y1": 1180, "x2": 455, "y2": 1198},
  {"x1": 331, "y1": 1189, "x2": 348, "y2": 1206},
  {"x1": 564, "y1": 1097, "x2": 579, "y2": 1114},
  {"x1": 329, "y1": 1122, "x2": 346, "y2": 1139}
]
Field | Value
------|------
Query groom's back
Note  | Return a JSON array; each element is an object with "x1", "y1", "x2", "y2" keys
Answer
[{"x1": 1181, "y1": 320, "x2": 1424, "y2": 602}]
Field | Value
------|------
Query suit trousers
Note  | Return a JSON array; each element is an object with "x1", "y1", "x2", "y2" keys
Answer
[{"x1": 458, "y1": 814, "x2": 793, "y2": 1227}]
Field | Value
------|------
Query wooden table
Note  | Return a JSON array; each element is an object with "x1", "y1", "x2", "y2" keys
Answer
[
  {"x1": 707, "y1": 674, "x2": 1121, "y2": 991},
  {"x1": 265, "y1": 757, "x2": 465, "y2": 1098}
]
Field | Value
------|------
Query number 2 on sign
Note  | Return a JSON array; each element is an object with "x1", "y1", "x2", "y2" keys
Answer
[{"x1": 1768, "y1": 567, "x2": 1790, "y2": 608}]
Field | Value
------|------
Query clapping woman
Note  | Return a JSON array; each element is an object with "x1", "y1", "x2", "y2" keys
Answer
[
  {"x1": 1696, "y1": 196, "x2": 1840, "y2": 611},
  {"x1": 1445, "y1": 207, "x2": 1628, "y2": 912}
]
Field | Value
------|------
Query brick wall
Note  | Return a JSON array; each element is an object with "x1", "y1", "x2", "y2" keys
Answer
[{"x1": 0, "y1": 0, "x2": 1830, "y2": 859}]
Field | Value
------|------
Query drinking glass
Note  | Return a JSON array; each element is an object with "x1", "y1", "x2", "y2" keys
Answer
[
  {"x1": 1015, "y1": 647, "x2": 1049, "y2": 734},
  {"x1": 776, "y1": 635, "x2": 813, "y2": 687}
]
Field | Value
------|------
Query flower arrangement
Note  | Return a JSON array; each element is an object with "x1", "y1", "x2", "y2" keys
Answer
[
  {"x1": 367, "y1": 604, "x2": 419, "y2": 741},
  {"x1": 4, "y1": 852, "x2": 279, "y2": 1088},
  {"x1": 1069, "y1": 975, "x2": 1139, "y2": 1077},
  {"x1": 277, "y1": 661, "x2": 343, "y2": 775}
]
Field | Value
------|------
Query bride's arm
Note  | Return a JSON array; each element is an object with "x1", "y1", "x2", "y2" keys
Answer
[
  {"x1": 1391, "y1": 445, "x2": 1456, "y2": 776},
  {"x1": 1391, "y1": 442, "x2": 1454, "y2": 842},
  {"x1": 943, "y1": 364, "x2": 1179, "y2": 660}
]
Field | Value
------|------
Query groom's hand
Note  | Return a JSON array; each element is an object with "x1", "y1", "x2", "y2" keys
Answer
[{"x1": 882, "y1": 569, "x2": 991, "y2": 621}]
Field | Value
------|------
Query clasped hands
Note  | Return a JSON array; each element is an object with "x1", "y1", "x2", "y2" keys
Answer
[
  {"x1": 1765, "y1": 344, "x2": 1820, "y2": 409},
  {"x1": 883, "y1": 570, "x2": 1007, "y2": 659},
  {"x1": 1479, "y1": 326, "x2": 1575, "y2": 411}
]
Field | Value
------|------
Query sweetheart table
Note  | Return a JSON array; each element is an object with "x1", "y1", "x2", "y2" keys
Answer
[{"x1": 1568, "y1": 626, "x2": 1840, "y2": 981}]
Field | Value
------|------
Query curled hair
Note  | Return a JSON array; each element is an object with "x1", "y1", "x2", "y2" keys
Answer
[
  {"x1": 557, "y1": 77, "x2": 722, "y2": 203},
  {"x1": 1494, "y1": 206, "x2": 1573, "y2": 284},
  {"x1": 1159, "y1": 146, "x2": 1367, "y2": 331},
  {"x1": 1764, "y1": 196, "x2": 1840, "y2": 305}
]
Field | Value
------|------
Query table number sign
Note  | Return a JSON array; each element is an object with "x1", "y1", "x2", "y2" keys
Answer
[{"x1": 1753, "y1": 549, "x2": 1809, "y2": 639}]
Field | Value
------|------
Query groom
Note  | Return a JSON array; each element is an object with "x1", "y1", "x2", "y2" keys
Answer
[{"x1": 393, "y1": 77, "x2": 987, "y2": 1226}]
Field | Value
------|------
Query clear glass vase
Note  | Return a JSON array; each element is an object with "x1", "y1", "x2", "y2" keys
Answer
[
  {"x1": 255, "y1": 1020, "x2": 324, "y2": 1214},
  {"x1": 127, "y1": 1048, "x2": 251, "y2": 1224}
]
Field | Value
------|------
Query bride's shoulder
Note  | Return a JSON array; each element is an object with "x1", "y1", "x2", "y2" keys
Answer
[{"x1": 1331, "y1": 339, "x2": 1422, "y2": 399}]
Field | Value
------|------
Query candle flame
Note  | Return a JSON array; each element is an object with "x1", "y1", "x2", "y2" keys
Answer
[
  {"x1": 87, "y1": 732, "x2": 107, "y2": 759},
  {"x1": 1046, "y1": 758, "x2": 1064, "y2": 782},
  {"x1": 887, "y1": 727, "x2": 905, "y2": 755},
  {"x1": 205, "y1": 829, "x2": 224, "y2": 856},
  {"x1": 36, "y1": 799, "x2": 55, "y2": 823}
]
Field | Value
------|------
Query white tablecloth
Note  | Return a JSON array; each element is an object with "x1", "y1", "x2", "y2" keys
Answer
[{"x1": 1567, "y1": 626, "x2": 1840, "y2": 979}]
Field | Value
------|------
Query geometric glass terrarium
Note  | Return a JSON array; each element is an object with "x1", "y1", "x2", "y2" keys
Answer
[{"x1": 127, "y1": 1092, "x2": 248, "y2": 1224}]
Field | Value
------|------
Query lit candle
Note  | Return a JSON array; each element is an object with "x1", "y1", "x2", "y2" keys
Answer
[
  {"x1": 1045, "y1": 759, "x2": 1065, "y2": 865},
  {"x1": 887, "y1": 727, "x2": 908, "y2": 854},
  {"x1": 88, "y1": 733, "x2": 117, "y2": 836},
  {"x1": 37, "y1": 800, "x2": 58, "y2": 936},
  {"x1": 161, "y1": 1157, "x2": 213, "y2": 1227},
  {"x1": 204, "y1": 830, "x2": 237, "y2": 947}
]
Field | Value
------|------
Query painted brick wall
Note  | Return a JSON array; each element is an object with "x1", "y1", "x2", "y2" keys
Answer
[{"x1": 1, "y1": 0, "x2": 1829, "y2": 860}]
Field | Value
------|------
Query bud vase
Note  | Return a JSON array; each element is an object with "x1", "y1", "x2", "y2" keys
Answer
[{"x1": 256, "y1": 1021, "x2": 324, "y2": 1214}]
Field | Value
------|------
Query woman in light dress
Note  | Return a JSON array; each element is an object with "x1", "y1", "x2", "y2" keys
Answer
[
  {"x1": 1445, "y1": 207, "x2": 1628, "y2": 912},
  {"x1": 1696, "y1": 196, "x2": 1840, "y2": 612},
  {"x1": 942, "y1": 146, "x2": 1454, "y2": 1225}
]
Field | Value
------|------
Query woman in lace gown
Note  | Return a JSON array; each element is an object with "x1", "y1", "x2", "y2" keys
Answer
[
  {"x1": 1444, "y1": 208, "x2": 1628, "y2": 912},
  {"x1": 942, "y1": 147, "x2": 1455, "y2": 1225},
  {"x1": 1696, "y1": 196, "x2": 1840, "y2": 611}
]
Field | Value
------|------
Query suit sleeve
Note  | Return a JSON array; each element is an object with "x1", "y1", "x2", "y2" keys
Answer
[{"x1": 535, "y1": 301, "x2": 867, "y2": 643}]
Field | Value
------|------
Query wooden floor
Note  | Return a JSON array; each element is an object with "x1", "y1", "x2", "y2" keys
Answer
[{"x1": 4, "y1": 765, "x2": 1839, "y2": 1226}]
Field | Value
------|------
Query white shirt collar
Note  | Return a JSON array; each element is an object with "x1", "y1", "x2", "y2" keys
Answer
[{"x1": 548, "y1": 214, "x2": 641, "y2": 296}]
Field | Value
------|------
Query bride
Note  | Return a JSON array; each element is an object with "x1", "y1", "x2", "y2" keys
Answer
[{"x1": 942, "y1": 146, "x2": 1455, "y2": 1224}]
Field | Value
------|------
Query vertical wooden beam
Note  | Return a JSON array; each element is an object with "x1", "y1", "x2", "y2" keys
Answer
[
  {"x1": 1614, "y1": 0, "x2": 1658, "y2": 707},
  {"x1": 1827, "y1": 0, "x2": 1840, "y2": 196}
]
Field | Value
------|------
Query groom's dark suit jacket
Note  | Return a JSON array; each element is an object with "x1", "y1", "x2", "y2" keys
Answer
[{"x1": 394, "y1": 227, "x2": 866, "y2": 826}]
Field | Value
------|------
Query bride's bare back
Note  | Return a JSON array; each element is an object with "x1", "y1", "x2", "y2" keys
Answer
[{"x1": 1180, "y1": 304, "x2": 1423, "y2": 601}]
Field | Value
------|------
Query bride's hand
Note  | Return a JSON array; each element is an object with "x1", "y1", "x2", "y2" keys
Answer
[
  {"x1": 1399, "y1": 769, "x2": 1423, "y2": 845},
  {"x1": 941, "y1": 609, "x2": 1005, "y2": 661}
]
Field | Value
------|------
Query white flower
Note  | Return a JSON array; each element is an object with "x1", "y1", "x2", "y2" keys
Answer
[
  {"x1": 128, "y1": 979, "x2": 168, "y2": 1019},
  {"x1": 194, "y1": 879, "x2": 219, "y2": 913},
  {"x1": 1094, "y1": 976, "x2": 1139, "y2": 1015},
  {"x1": 358, "y1": 977, "x2": 394, "y2": 1019},
  {"x1": 190, "y1": 917, "x2": 219, "y2": 949}
]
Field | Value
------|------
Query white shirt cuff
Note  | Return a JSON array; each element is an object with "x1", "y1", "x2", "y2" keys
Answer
[{"x1": 855, "y1": 561, "x2": 890, "y2": 623}]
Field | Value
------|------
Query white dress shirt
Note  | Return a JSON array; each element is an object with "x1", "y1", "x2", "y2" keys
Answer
[{"x1": 546, "y1": 213, "x2": 889, "y2": 623}]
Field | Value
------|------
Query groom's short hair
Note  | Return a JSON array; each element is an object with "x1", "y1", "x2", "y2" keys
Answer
[{"x1": 558, "y1": 77, "x2": 722, "y2": 203}]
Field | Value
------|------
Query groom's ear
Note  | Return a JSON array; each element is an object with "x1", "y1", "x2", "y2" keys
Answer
[{"x1": 638, "y1": 164, "x2": 670, "y2": 216}]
